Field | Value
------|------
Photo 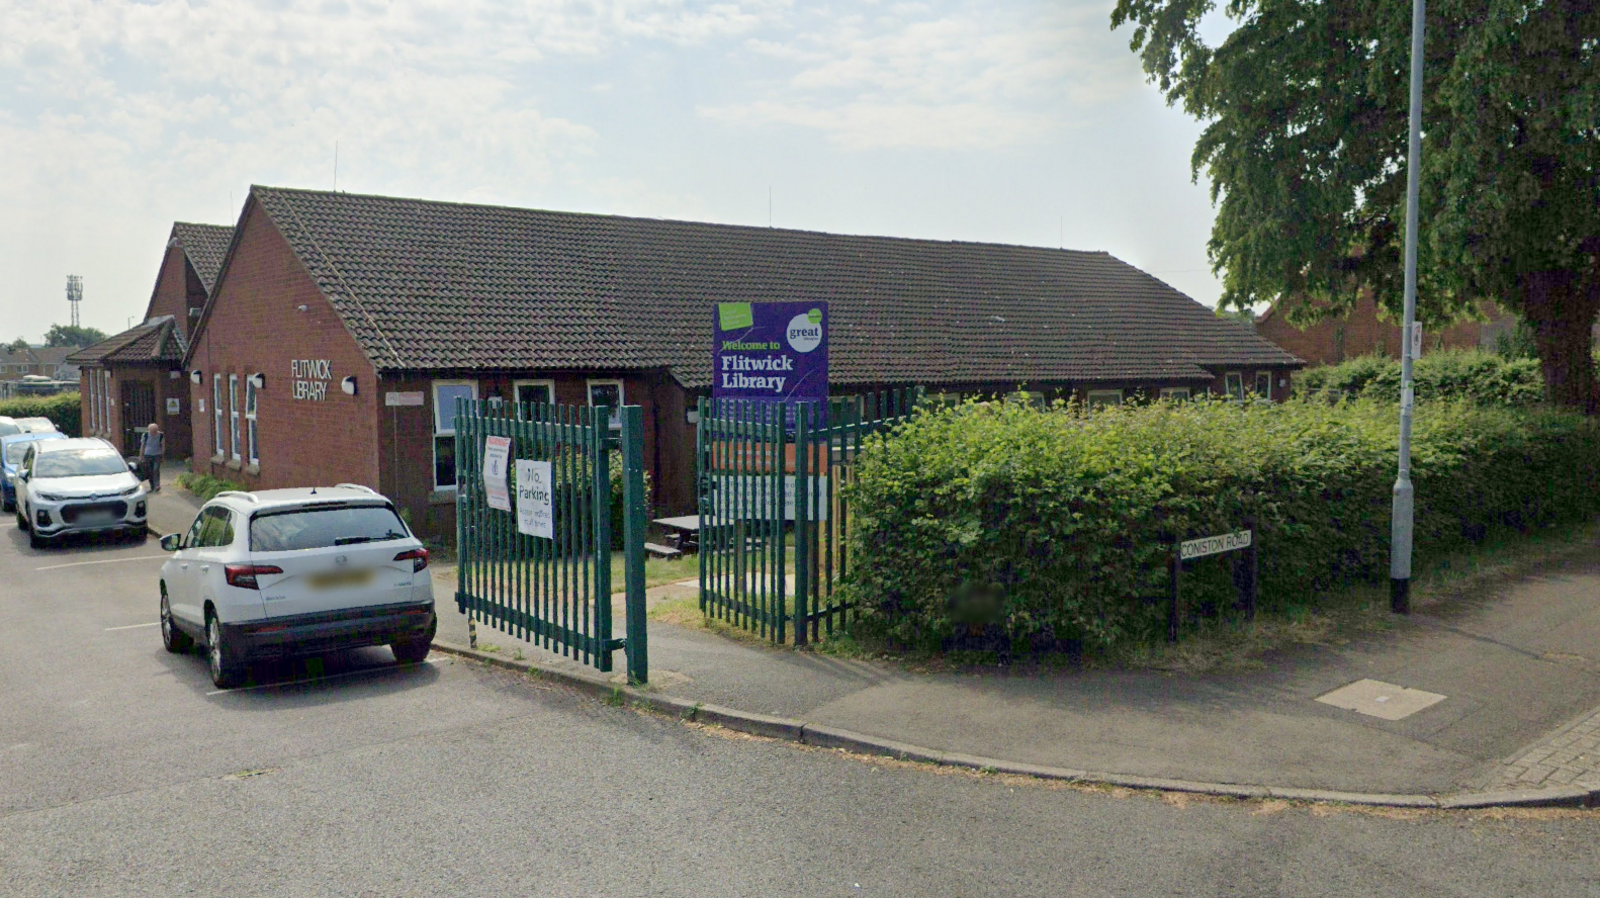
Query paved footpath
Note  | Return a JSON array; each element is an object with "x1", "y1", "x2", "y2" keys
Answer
[{"x1": 146, "y1": 479, "x2": 1600, "y2": 799}]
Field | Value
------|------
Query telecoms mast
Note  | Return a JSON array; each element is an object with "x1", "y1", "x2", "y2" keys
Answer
[{"x1": 66, "y1": 275, "x2": 83, "y2": 327}]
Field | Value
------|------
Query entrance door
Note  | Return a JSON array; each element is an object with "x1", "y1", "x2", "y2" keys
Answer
[{"x1": 121, "y1": 380, "x2": 157, "y2": 456}]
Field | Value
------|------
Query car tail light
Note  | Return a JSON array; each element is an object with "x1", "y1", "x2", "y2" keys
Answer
[
  {"x1": 224, "y1": 564, "x2": 283, "y2": 589},
  {"x1": 394, "y1": 547, "x2": 429, "y2": 573}
]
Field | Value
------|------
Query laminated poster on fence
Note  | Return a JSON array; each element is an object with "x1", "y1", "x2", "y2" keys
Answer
[
  {"x1": 515, "y1": 459, "x2": 554, "y2": 539},
  {"x1": 482, "y1": 435, "x2": 512, "y2": 512}
]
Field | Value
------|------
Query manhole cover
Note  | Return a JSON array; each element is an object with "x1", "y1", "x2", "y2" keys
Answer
[{"x1": 1315, "y1": 679, "x2": 1446, "y2": 721}]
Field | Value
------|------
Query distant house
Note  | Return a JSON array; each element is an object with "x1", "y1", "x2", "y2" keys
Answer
[
  {"x1": 67, "y1": 222, "x2": 233, "y2": 457},
  {"x1": 1255, "y1": 294, "x2": 1516, "y2": 366},
  {"x1": 181, "y1": 185, "x2": 1302, "y2": 537}
]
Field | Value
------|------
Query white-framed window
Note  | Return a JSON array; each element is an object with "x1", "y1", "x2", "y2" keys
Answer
[
  {"x1": 513, "y1": 378, "x2": 555, "y2": 409},
  {"x1": 102, "y1": 370, "x2": 112, "y2": 434},
  {"x1": 1254, "y1": 371, "x2": 1273, "y2": 400},
  {"x1": 212, "y1": 374, "x2": 224, "y2": 457},
  {"x1": 1159, "y1": 387, "x2": 1191, "y2": 401},
  {"x1": 228, "y1": 374, "x2": 240, "y2": 461},
  {"x1": 1086, "y1": 389, "x2": 1123, "y2": 408},
  {"x1": 432, "y1": 380, "x2": 477, "y2": 490},
  {"x1": 245, "y1": 378, "x2": 259, "y2": 465},
  {"x1": 586, "y1": 378, "x2": 623, "y2": 429},
  {"x1": 86, "y1": 371, "x2": 96, "y2": 432},
  {"x1": 1224, "y1": 372, "x2": 1245, "y2": 400}
]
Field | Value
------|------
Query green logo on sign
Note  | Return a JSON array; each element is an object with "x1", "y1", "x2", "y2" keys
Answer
[
  {"x1": 807, "y1": 308, "x2": 822, "y2": 325},
  {"x1": 719, "y1": 303, "x2": 754, "y2": 331}
]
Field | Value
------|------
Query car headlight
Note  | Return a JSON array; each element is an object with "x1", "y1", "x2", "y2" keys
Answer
[
  {"x1": 119, "y1": 485, "x2": 141, "y2": 497},
  {"x1": 36, "y1": 492, "x2": 64, "y2": 502}
]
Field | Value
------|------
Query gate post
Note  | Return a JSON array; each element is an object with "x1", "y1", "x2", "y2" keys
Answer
[
  {"x1": 591, "y1": 406, "x2": 614, "y2": 672},
  {"x1": 793, "y1": 404, "x2": 811, "y2": 646},
  {"x1": 620, "y1": 406, "x2": 649, "y2": 684}
]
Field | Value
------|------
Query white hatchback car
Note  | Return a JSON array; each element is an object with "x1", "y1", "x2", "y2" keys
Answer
[
  {"x1": 15, "y1": 437, "x2": 148, "y2": 548},
  {"x1": 158, "y1": 485, "x2": 436, "y2": 688}
]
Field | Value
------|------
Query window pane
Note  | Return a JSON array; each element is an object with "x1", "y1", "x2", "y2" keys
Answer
[
  {"x1": 250, "y1": 505, "x2": 408, "y2": 552},
  {"x1": 435, "y1": 434, "x2": 457, "y2": 488},
  {"x1": 246, "y1": 381, "x2": 257, "y2": 415},
  {"x1": 248, "y1": 420, "x2": 258, "y2": 463},
  {"x1": 587, "y1": 382, "x2": 621, "y2": 408},
  {"x1": 516, "y1": 383, "x2": 552, "y2": 406},
  {"x1": 1255, "y1": 372, "x2": 1272, "y2": 397},
  {"x1": 434, "y1": 384, "x2": 475, "y2": 433}
]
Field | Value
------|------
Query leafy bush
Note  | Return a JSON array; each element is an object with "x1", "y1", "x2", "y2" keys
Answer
[
  {"x1": 0, "y1": 392, "x2": 82, "y2": 436},
  {"x1": 175, "y1": 472, "x2": 248, "y2": 502},
  {"x1": 1295, "y1": 350, "x2": 1544, "y2": 406},
  {"x1": 840, "y1": 397, "x2": 1600, "y2": 652}
]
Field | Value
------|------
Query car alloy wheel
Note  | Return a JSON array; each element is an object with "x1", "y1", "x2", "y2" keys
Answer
[
  {"x1": 207, "y1": 615, "x2": 241, "y2": 688},
  {"x1": 161, "y1": 592, "x2": 191, "y2": 653}
]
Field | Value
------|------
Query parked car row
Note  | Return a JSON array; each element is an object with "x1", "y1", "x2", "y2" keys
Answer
[{"x1": 3, "y1": 426, "x2": 437, "y2": 689}]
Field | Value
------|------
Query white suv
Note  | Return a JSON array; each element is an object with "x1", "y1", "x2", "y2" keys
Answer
[
  {"x1": 15, "y1": 437, "x2": 148, "y2": 548},
  {"x1": 158, "y1": 485, "x2": 436, "y2": 688}
]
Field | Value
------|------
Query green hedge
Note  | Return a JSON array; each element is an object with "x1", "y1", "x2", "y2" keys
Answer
[
  {"x1": 175, "y1": 472, "x2": 248, "y2": 502},
  {"x1": 0, "y1": 392, "x2": 81, "y2": 437},
  {"x1": 840, "y1": 397, "x2": 1600, "y2": 651},
  {"x1": 1295, "y1": 350, "x2": 1544, "y2": 406}
]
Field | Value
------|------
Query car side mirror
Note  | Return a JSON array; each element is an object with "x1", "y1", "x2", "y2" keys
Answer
[
  {"x1": 159, "y1": 533, "x2": 182, "y2": 552},
  {"x1": 128, "y1": 460, "x2": 139, "y2": 472}
]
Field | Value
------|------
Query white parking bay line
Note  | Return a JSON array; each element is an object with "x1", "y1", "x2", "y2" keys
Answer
[
  {"x1": 36, "y1": 555, "x2": 169, "y2": 572},
  {"x1": 105, "y1": 622, "x2": 160, "y2": 631},
  {"x1": 205, "y1": 657, "x2": 443, "y2": 696}
]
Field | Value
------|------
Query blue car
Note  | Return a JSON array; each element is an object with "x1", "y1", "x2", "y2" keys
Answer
[{"x1": 2, "y1": 431, "x2": 67, "y2": 511}]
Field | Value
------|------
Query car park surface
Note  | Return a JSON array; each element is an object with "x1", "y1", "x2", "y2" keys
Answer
[
  {"x1": 157, "y1": 484, "x2": 435, "y2": 687},
  {"x1": 14, "y1": 437, "x2": 147, "y2": 548},
  {"x1": 0, "y1": 430, "x2": 66, "y2": 511}
]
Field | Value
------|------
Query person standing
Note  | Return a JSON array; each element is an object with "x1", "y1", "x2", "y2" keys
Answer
[{"x1": 139, "y1": 422, "x2": 164, "y2": 492}]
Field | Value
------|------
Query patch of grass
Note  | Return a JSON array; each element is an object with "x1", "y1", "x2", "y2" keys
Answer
[
  {"x1": 603, "y1": 685, "x2": 626, "y2": 706},
  {"x1": 607, "y1": 551, "x2": 698, "y2": 590},
  {"x1": 479, "y1": 642, "x2": 502, "y2": 654}
]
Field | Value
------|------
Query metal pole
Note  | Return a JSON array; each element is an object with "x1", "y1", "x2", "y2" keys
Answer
[{"x1": 1390, "y1": 0, "x2": 1426, "y2": 614}]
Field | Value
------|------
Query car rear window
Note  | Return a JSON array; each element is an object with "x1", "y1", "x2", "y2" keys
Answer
[
  {"x1": 4, "y1": 442, "x2": 32, "y2": 464},
  {"x1": 0, "y1": 423, "x2": 19, "y2": 438},
  {"x1": 249, "y1": 504, "x2": 411, "y2": 552}
]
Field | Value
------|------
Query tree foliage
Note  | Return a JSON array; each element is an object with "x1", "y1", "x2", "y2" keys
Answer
[
  {"x1": 1110, "y1": 0, "x2": 1600, "y2": 408},
  {"x1": 44, "y1": 324, "x2": 108, "y2": 348}
]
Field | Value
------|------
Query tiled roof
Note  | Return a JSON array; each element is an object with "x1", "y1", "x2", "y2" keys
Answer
[
  {"x1": 66, "y1": 317, "x2": 183, "y2": 365},
  {"x1": 172, "y1": 222, "x2": 234, "y2": 294},
  {"x1": 246, "y1": 186, "x2": 1302, "y2": 387}
]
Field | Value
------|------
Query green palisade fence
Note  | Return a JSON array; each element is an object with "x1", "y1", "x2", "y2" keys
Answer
[
  {"x1": 697, "y1": 389, "x2": 919, "y2": 645},
  {"x1": 455, "y1": 399, "x2": 648, "y2": 683}
]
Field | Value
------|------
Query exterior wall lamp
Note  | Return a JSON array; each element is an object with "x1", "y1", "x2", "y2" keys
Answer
[
  {"x1": 190, "y1": 370, "x2": 202, "y2": 384},
  {"x1": 341, "y1": 376, "x2": 357, "y2": 396},
  {"x1": 248, "y1": 373, "x2": 265, "y2": 389}
]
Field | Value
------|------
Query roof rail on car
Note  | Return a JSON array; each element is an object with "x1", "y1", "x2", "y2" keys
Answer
[
  {"x1": 334, "y1": 483, "x2": 378, "y2": 494},
  {"x1": 215, "y1": 491, "x2": 259, "y2": 503}
]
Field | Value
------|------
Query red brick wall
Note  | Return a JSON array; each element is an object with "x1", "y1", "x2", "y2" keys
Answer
[
  {"x1": 187, "y1": 201, "x2": 380, "y2": 493},
  {"x1": 143, "y1": 241, "x2": 210, "y2": 342},
  {"x1": 1256, "y1": 295, "x2": 1498, "y2": 367}
]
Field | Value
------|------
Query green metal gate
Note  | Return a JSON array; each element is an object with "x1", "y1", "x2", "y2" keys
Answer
[
  {"x1": 696, "y1": 390, "x2": 919, "y2": 645},
  {"x1": 455, "y1": 400, "x2": 648, "y2": 683}
]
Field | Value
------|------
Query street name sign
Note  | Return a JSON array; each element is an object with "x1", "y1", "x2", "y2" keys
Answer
[{"x1": 1180, "y1": 529, "x2": 1253, "y2": 561}]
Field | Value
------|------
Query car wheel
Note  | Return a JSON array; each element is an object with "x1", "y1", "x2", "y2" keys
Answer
[
  {"x1": 391, "y1": 618, "x2": 436, "y2": 664},
  {"x1": 28, "y1": 529, "x2": 45, "y2": 550},
  {"x1": 161, "y1": 590, "x2": 192, "y2": 654},
  {"x1": 206, "y1": 612, "x2": 243, "y2": 689}
]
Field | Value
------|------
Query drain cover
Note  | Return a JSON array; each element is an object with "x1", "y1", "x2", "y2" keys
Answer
[{"x1": 1315, "y1": 679, "x2": 1446, "y2": 721}]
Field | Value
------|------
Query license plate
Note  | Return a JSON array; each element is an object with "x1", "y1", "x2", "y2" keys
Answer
[
  {"x1": 79, "y1": 512, "x2": 116, "y2": 524},
  {"x1": 307, "y1": 569, "x2": 374, "y2": 590}
]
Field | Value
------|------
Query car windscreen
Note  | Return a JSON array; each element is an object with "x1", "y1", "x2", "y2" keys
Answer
[
  {"x1": 249, "y1": 504, "x2": 411, "y2": 552},
  {"x1": 33, "y1": 448, "x2": 128, "y2": 478}
]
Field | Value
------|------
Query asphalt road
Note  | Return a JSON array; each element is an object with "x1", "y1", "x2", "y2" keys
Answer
[{"x1": 4, "y1": 524, "x2": 1600, "y2": 897}]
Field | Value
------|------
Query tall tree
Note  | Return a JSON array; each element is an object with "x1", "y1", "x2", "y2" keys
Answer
[
  {"x1": 44, "y1": 324, "x2": 108, "y2": 348},
  {"x1": 1111, "y1": 0, "x2": 1600, "y2": 409}
]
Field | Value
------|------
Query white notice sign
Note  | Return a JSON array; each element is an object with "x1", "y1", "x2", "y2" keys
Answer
[
  {"x1": 516, "y1": 459, "x2": 554, "y2": 539},
  {"x1": 385, "y1": 391, "x2": 425, "y2": 407},
  {"x1": 1180, "y1": 530, "x2": 1252, "y2": 561},
  {"x1": 482, "y1": 436, "x2": 511, "y2": 512}
]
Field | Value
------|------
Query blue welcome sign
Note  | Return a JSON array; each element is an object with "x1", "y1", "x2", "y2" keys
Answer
[{"x1": 713, "y1": 301, "x2": 829, "y2": 424}]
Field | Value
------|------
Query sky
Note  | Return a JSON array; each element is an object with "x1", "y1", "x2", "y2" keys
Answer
[{"x1": 0, "y1": 0, "x2": 1236, "y2": 342}]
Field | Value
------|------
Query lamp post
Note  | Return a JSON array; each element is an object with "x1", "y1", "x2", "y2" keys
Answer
[{"x1": 1390, "y1": 0, "x2": 1426, "y2": 614}]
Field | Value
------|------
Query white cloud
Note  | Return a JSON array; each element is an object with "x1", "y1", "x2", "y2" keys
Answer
[{"x1": 702, "y1": 0, "x2": 1142, "y2": 149}]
